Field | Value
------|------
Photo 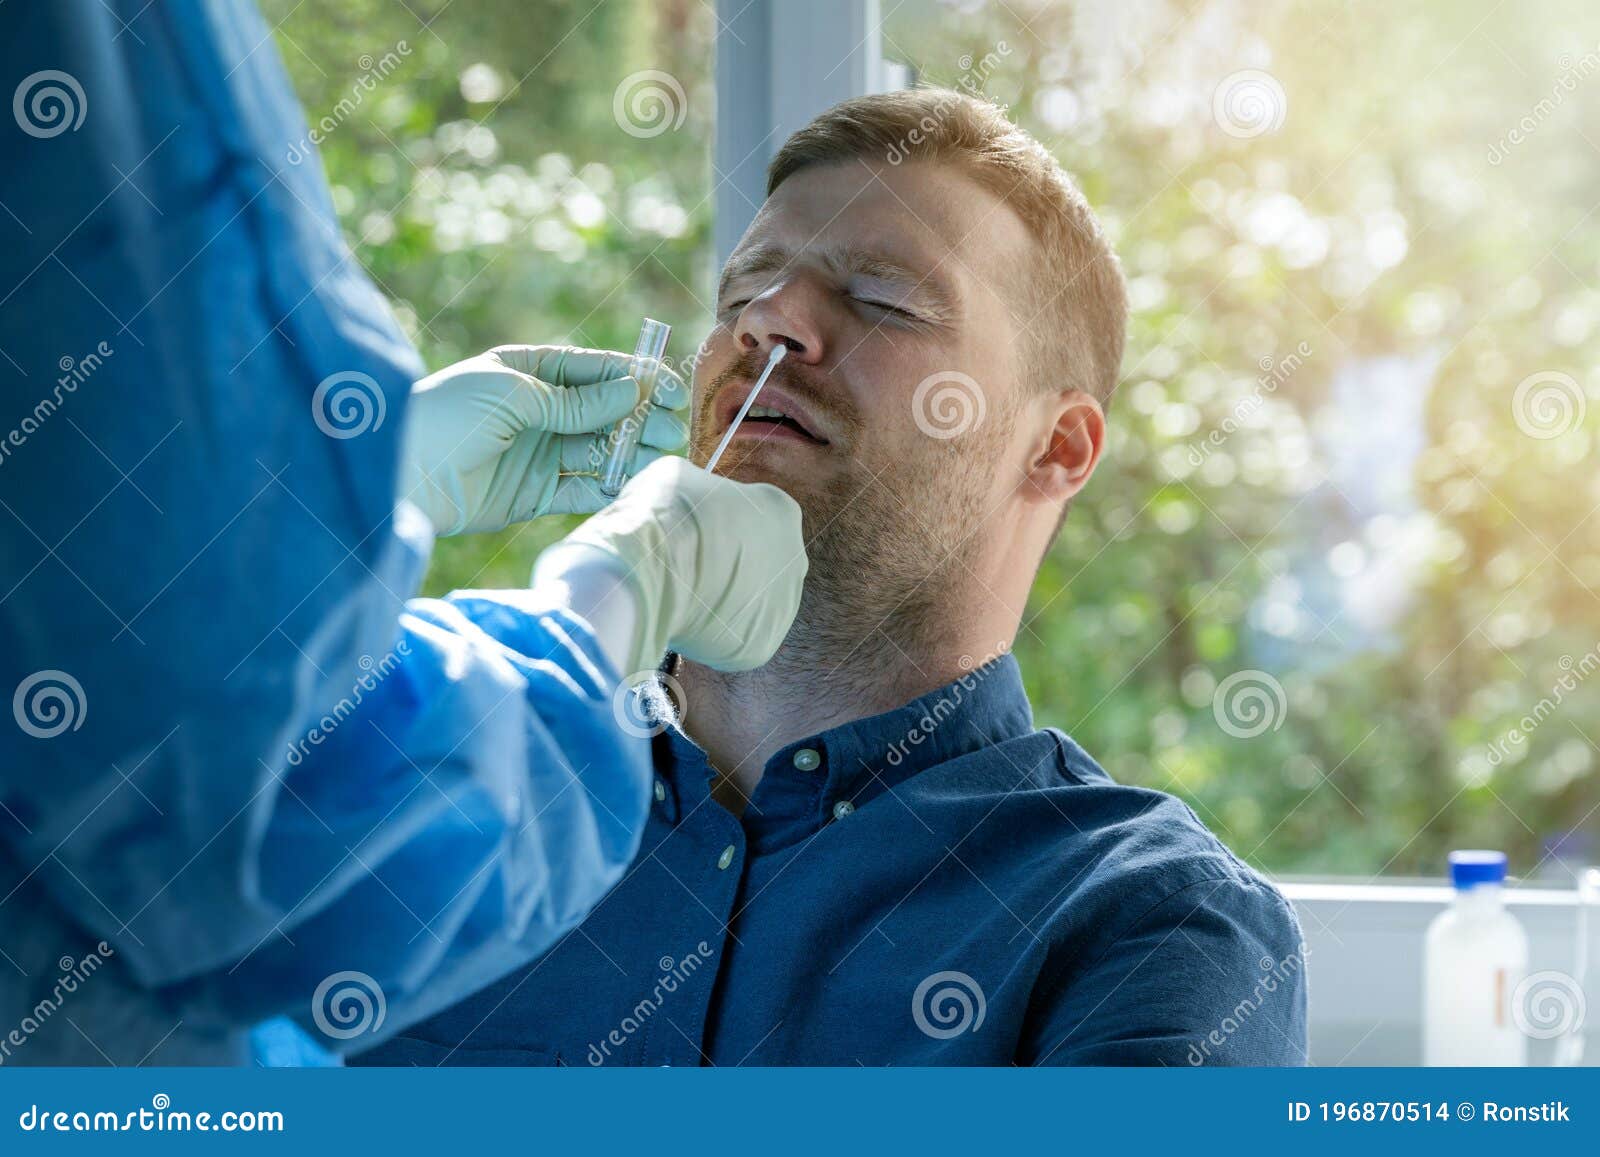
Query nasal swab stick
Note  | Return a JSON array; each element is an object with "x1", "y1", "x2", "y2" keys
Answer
[{"x1": 705, "y1": 344, "x2": 787, "y2": 474}]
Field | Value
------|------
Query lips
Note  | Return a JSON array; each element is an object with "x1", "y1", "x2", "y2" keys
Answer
[{"x1": 715, "y1": 382, "x2": 829, "y2": 446}]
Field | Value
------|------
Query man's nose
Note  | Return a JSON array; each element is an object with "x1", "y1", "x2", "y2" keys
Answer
[{"x1": 735, "y1": 278, "x2": 826, "y2": 365}]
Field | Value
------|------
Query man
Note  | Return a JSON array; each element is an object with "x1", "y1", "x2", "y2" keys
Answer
[{"x1": 356, "y1": 89, "x2": 1308, "y2": 1067}]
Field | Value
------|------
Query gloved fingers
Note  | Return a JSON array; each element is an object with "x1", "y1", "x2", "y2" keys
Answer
[
  {"x1": 640, "y1": 403, "x2": 688, "y2": 451},
  {"x1": 410, "y1": 356, "x2": 540, "y2": 433},
  {"x1": 548, "y1": 446, "x2": 676, "y2": 516},
  {"x1": 537, "y1": 375, "x2": 642, "y2": 435},
  {"x1": 548, "y1": 472, "x2": 608, "y2": 517},
  {"x1": 492, "y1": 344, "x2": 690, "y2": 411},
  {"x1": 647, "y1": 360, "x2": 690, "y2": 412},
  {"x1": 492, "y1": 345, "x2": 629, "y2": 389},
  {"x1": 486, "y1": 345, "x2": 598, "y2": 382},
  {"x1": 553, "y1": 432, "x2": 670, "y2": 477}
]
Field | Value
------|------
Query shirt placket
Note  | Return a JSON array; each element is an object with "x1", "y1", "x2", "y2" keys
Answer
[{"x1": 640, "y1": 765, "x2": 746, "y2": 1066}]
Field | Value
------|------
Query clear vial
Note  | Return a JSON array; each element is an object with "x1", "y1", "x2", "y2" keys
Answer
[{"x1": 600, "y1": 318, "x2": 671, "y2": 497}]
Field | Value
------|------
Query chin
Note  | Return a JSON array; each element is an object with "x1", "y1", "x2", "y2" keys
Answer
[
  {"x1": 700, "y1": 440, "x2": 788, "y2": 478},
  {"x1": 701, "y1": 445, "x2": 813, "y2": 501},
  {"x1": 721, "y1": 455, "x2": 800, "y2": 491}
]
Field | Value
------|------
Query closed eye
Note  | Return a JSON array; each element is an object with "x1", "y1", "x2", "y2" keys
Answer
[{"x1": 852, "y1": 294, "x2": 920, "y2": 320}]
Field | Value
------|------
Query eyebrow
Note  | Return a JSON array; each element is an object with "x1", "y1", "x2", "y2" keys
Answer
[
  {"x1": 717, "y1": 242, "x2": 957, "y2": 316},
  {"x1": 717, "y1": 243, "x2": 792, "y2": 300}
]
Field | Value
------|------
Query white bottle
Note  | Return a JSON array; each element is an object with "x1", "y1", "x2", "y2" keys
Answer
[{"x1": 1423, "y1": 850, "x2": 1528, "y2": 1066}]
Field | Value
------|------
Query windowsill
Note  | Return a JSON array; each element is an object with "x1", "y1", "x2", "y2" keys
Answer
[
  {"x1": 1272, "y1": 875, "x2": 1596, "y2": 1067},
  {"x1": 1280, "y1": 877, "x2": 1593, "y2": 908}
]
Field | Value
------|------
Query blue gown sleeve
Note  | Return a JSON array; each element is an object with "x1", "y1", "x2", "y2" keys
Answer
[
  {"x1": 0, "y1": 0, "x2": 651, "y2": 1061},
  {"x1": 172, "y1": 565, "x2": 654, "y2": 1053}
]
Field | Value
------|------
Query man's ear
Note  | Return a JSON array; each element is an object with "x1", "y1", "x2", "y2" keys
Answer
[{"x1": 1023, "y1": 391, "x2": 1105, "y2": 505}]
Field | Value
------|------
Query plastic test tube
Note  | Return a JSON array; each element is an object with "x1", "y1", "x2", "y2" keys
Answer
[{"x1": 600, "y1": 318, "x2": 672, "y2": 496}]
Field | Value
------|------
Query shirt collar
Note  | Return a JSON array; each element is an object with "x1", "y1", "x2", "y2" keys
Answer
[{"x1": 654, "y1": 652, "x2": 1032, "y2": 850}]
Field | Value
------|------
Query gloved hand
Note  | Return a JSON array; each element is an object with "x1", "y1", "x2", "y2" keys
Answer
[
  {"x1": 400, "y1": 344, "x2": 689, "y2": 535},
  {"x1": 533, "y1": 456, "x2": 808, "y2": 673}
]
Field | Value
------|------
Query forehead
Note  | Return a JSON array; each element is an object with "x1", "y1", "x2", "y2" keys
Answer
[{"x1": 728, "y1": 158, "x2": 1034, "y2": 307}]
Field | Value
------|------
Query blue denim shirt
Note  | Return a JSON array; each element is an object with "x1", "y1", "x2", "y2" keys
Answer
[{"x1": 356, "y1": 655, "x2": 1309, "y2": 1066}]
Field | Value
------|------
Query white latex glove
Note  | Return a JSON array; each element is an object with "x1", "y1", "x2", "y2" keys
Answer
[
  {"x1": 400, "y1": 344, "x2": 689, "y2": 535},
  {"x1": 532, "y1": 456, "x2": 808, "y2": 674}
]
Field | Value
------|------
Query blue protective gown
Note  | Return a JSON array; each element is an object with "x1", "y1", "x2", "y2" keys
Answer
[{"x1": 0, "y1": 1, "x2": 651, "y2": 1064}]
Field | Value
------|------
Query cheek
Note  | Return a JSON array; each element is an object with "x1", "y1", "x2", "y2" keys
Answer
[
  {"x1": 690, "y1": 325, "x2": 735, "y2": 385},
  {"x1": 901, "y1": 365, "x2": 995, "y2": 445},
  {"x1": 691, "y1": 321, "x2": 732, "y2": 366},
  {"x1": 856, "y1": 396, "x2": 963, "y2": 485},
  {"x1": 846, "y1": 339, "x2": 938, "y2": 426},
  {"x1": 690, "y1": 329, "x2": 738, "y2": 413}
]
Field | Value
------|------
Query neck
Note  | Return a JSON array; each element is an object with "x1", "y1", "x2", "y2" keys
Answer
[{"x1": 676, "y1": 568, "x2": 1023, "y2": 815}]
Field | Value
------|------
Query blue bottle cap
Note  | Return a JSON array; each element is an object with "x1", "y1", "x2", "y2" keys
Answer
[{"x1": 1449, "y1": 849, "x2": 1508, "y2": 888}]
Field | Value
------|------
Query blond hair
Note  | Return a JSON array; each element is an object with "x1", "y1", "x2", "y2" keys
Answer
[{"x1": 768, "y1": 88, "x2": 1127, "y2": 409}]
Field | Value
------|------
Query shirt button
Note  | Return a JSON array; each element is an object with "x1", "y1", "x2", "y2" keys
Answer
[
  {"x1": 717, "y1": 845, "x2": 736, "y2": 870},
  {"x1": 832, "y1": 799, "x2": 855, "y2": 820},
  {"x1": 792, "y1": 747, "x2": 821, "y2": 771},
  {"x1": 653, "y1": 779, "x2": 667, "y2": 803}
]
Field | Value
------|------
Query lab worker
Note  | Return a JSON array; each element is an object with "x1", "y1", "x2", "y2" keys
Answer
[{"x1": 0, "y1": 0, "x2": 806, "y2": 1066}]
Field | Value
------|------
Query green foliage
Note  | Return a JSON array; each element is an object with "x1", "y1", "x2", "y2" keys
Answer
[{"x1": 266, "y1": 0, "x2": 1600, "y2": 877}]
